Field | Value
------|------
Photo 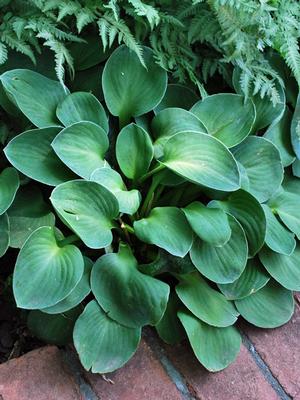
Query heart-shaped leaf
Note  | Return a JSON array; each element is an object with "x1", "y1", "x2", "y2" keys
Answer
[
  {"x1": 152, "y1": 108, "x2": 206, "y2": 139},
  {"x1": 91, "y1": 244, "x2": 170, "y2": 328},
  {"x1": 52, "y1": 122, "x2": 109, "y2": 179},
  {"x1": 268, "y1": 190, "x2": 300, "y2": 239},
  {"x1": 56, "y1": 92, "x2": 108, "y2": 131},
  {"x1": 13, "y1": 226, "x2": 84, "y2": 309},
  {"x1": 235, "y1": 280, "x2": 294, "y2": 328},
  {"x1": 102, "y1": 45, "x2": 167, "y2": 122},
  {"x1": 4, "y1": 127, "x2": 76, "y2": 185},
  {"x1": 28, "y1": 307, "x2": 81, "y2": 345},
  {"x1": 159, "y1": 131, "x2": 240, "y2": 191},
  {"x1": 291, "y1": 92, "x2": 300, "y2": 158},
  {"x1": 0, "y1": 69, "x2": 67, "y2": 127},
  {"x1": 51, "y1": 180, "x2": 119, "y2": 249},
  {"x1": 232, "y1": 137, "x2": 283, "y2": 202},
  {"x1": 116, "y1": 123, "x2": 153, "y2": 180},
  {"x1": 0, "y1": 213, "x2": 9, "y2": 257},
  {"x1": 262, "y1": 204, "x2": 296, "y2": 255},
  {"x1": 151, "y1": 108, "x2": 206, "y2": 156},
  {"x1": 7, "y1": 185, "x2": 55, "y2": 248},
  {"x1": 0, "y1": 167, "x2": 19, "y2": 215},
  {"x1": 264, "y1": 109, "x2": 295, "y2": 167},
  {"x1": 210, "y1": 190, "x2": 266, "y2": 257},
  {"x1": 73, "y1": 300, "x2": 141, "y2": 373},
  {"x1": 42, "y1": 257, "x2": 92, "y2": 314},
  {"x1": 259, "y1": 245, "x2": 300, "y2": 291},
  {"x1": 191, "y1": 94, "x2": 255, "y2": 147},
  {"x1": 155, "y1": 84, "x2": 199, "y2": 113},
  {"x1": 190, "y1": 215, "x2": 248, "y2": 284},
  {"x1": 90, "y1": 167, "x2": 140, "y2": 215},
  {"x1": 176, "y1": 272, "x2": 239, "y2": 327},
  {"x1": 178, "y1": 309, "x2": 241, "y2": 371},
  {"x1": 155, "y1": 292, "x2": 185, "y2": 345},
  {"x1": 183, "y1": 201, "x2": 231, "y2": 246},
  {"x1": 217, "y1": 258, "x2": 270, "y2": 300},
  {"x1": 134, "y1": 207, "x2": 193, "y2": 257}
]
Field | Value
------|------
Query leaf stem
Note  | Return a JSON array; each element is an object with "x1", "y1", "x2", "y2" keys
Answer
[
  {"x1": 119, "y1": 114, "x2": 131, "y2": 130},
  {"x1": 123, "y1": 223, "x2": 135, "y2": 234},
  {"x1": 140, "y1": 178, "x2": 160, "y2": 217},
  {"x1": 138, "y1": 163, "x2": 166, "y2": 184},
  {"x1": 58, "y1": 234, "x2": 80, "y2": 247}
]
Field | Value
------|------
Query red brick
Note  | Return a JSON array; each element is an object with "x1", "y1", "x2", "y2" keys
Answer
[
  {"x1": 0, "y1": 346, "x2": 82, "y2": 400},
  {"x1": 244, "y1": 303, "x2": 300, "y2": 399},
  {"x1": 84, "y1": 339, "x2": 183, "y2": 400},
  {"x1": 165, "y1": 343, "x2": 278, "y2": 400}
]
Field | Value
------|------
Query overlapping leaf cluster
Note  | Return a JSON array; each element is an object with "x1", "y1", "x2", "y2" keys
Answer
[{"x1": 0, "y1": 45, "x2": 299, "y2": 373}]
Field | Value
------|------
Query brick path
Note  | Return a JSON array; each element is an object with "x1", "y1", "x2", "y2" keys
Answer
[{"x1": 0, "y1": 298, "x2": 299, "y2": 400}]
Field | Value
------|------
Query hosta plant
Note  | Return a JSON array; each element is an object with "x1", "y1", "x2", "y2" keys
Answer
[{"x1": 0, "y1": 44, "x2": 299, "y2": 373}]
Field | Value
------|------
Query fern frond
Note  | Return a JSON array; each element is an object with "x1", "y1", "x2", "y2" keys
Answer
[
  {"x1": 127, "y1": 0, "x2": 160, "y2": 29},
  {"x1": 76, "y1": 8, "x2": 96, "y2": 32},
  {"x1": 1, "y1": 32, "x2": 36, "y2": 64},
  {"x1": 38, "y1": 31, "x2": 74, "y2": 87},
  {"x1": 0, "y1": 42, "x2": 8, "y2": 64},
  {"x1": 98, "y1": 13, "x2": 145, "y2": 66}
]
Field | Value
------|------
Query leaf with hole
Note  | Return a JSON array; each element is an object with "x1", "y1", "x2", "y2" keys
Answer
[
  {"x1": 50, "y1": 180, "x2": 119, "y2": 249},
  {"x1": 73, "y1": 300, "x2": 141, "y2": 373}
]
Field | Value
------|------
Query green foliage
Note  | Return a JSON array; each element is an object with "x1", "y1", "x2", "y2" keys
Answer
[
  {"x1": 1, "y1": 1, "x2": 300, "y2": 101},
  {"x1": 0, "y1": 44, "x2": 300, "y2": 374}
]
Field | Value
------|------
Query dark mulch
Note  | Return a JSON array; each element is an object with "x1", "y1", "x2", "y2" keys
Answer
[{"x1": 0, "y1": 250, "x2": 43, "y2": 363}]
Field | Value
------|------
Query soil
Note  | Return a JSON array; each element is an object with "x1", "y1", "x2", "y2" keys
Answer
[{"x1": 0, "y1": 250, "x2": 43, "y2": 364}]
